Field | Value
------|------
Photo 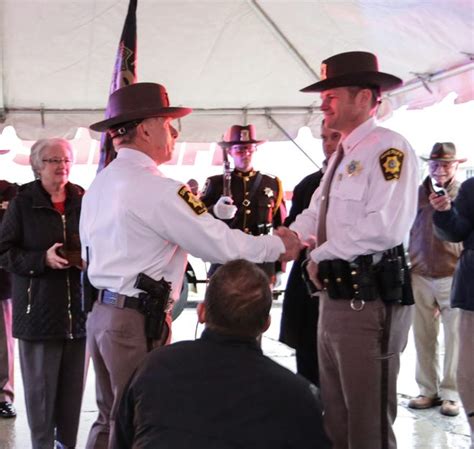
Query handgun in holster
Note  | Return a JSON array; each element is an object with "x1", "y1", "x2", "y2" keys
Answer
[{"x1": 134, "y1": 272, "x2": 172, "y2": 340}]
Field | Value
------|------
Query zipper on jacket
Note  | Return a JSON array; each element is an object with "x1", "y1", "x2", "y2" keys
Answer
[
  {"x1": 61, "y1": 214, "x2": 74, "y2": 339},
  {"x1": 26, "y1": 278, "x2": 33, "y2": 314}
]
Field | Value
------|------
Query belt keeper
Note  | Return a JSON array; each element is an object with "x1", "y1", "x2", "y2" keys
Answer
[{"x1": 116, "y1": 294, "x2": 126, "y2": 308}]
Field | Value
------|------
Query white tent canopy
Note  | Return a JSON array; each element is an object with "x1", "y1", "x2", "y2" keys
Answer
[{"x1": 1, "y1": 0, "x2": 473, "y2": 141}]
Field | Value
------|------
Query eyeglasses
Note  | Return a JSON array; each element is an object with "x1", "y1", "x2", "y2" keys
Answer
[
  {"x1": 428, "y1": 161, "x2": 457, "y2": 170},
  {"x1": 42, "y1": 158, "x2": 73, "y2": 165}
]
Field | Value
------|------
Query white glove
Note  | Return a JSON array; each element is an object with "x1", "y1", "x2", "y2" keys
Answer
[{"x1": 214, "y1": 196, "x2": 237, "y2": 220}]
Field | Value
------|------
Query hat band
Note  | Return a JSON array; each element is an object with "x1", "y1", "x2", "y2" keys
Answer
[{"x1": 109, "y1": 120, "x2": 143, "y2": 139}]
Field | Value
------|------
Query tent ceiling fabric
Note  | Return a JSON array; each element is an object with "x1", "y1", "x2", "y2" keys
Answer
[{"x1": 1, "y1": 0, "x2": 473, "y2": 141}]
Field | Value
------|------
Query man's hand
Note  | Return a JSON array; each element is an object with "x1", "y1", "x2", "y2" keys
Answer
[
  {"x1": 429, "y1": 192, "x2": 451, "y2": 211},
  {"x1": 45, "y1": 243, "x2": 70, "y2": 270},
  {"x1": 274, "y1": 226, "x2": 305, "y2": 261},
  {"x1": 306, "y1": 259, "x2": 323, "y2": 290},
  {"x1": 214, "y1": 196, "x2": 237, "y2": 219}
]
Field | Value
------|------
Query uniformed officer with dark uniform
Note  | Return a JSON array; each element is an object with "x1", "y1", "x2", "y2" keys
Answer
[{"x1": 201, "y1": 124, "x2": 286, "y2": 280}]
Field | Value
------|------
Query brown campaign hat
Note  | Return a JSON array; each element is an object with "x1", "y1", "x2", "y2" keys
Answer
[
  {"x1": 421, "y1": 142, "x2": 467, "y2": 163},
  {"x1": 218, "y1": 124, "x2": 266, "y2": 148},
  {"x1": 90, "y1": 82, "x2": 192, "y2": 132},
  {"x1": 300, "y1": 51, "x2": 402, "y2": 93}
]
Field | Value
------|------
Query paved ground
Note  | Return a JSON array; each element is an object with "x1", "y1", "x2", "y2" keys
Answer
[{"x1": 0, "y1": 301, "x2": 471, "y2": 449}]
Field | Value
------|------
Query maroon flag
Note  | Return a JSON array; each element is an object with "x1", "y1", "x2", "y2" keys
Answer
[{"x1": 98, "y1": 0, "x2": 138, "y2": 170}]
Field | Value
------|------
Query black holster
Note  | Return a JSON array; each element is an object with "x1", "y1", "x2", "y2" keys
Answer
[
  {"x1": 134, "y1": 273, "x2": 172, "y2": 340},
  {"x1": 374, "y1": 248, "x2": 404, "y2": 303}
]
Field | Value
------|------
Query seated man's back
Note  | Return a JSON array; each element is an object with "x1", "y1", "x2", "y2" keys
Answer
[{"x1": 113, "y1": 260, "x2": 329, "y2": 449}]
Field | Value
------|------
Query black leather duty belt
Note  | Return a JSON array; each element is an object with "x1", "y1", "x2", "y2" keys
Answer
[{"x1": 99, "y1": 290, "x2": 142, "y2": 311}]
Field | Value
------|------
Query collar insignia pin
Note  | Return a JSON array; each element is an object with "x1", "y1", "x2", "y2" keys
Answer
[{"x1": 346, "y1": 160, "x2": 362, "y2": 177}]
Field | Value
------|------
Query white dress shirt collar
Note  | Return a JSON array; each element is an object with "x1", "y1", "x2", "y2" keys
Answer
[
  {"x1": 341, "y1": 117, "x2": 377, "y2": 155},
  {"x1": 116, "y1": 147, "x2": 160, "y2": 170}
]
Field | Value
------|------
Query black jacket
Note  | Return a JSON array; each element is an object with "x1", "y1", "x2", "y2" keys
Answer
[
  {"x1": 279, "y1": 169, "x2": 324, "y2": 349},
  {"x1": 0, "y1": 180, "x2": 86, "y2": 340},
  {"x1": 113, "y1": 329, "x2": 330, "y2": 449},
  {"x1": 433, "y1": 176, "x2": 474, "y2": 311},
  {"x1": 0, "y1": 181, "x2": 18, "y2": 300}
]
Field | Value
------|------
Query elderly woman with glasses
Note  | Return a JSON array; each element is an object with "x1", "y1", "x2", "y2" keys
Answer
[{"x1": 0, "y1": 138, "x2": 86, "y2": 449}]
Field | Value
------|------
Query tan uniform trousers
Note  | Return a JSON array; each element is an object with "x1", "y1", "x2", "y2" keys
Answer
[
  {"x1": 0, "y1": 299, "x2": 14, "y2": 402},
  {"x1": 457, "y1": 310, "x2": 474, "y2": 449},
  {"x1": 318, "y1": 293, "x2": 413, "y2": 449},
  {"x1": 411, "y1": 273, "x2": 459, "y2": 401},
  {"x1": 85, "y1": 301, "x2": 172, "y2": 449}
]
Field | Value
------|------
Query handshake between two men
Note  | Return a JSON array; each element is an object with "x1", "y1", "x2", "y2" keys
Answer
[
  {"x1": 213, "y1": 197, "x2": 310, "y2": 263},
  {"x1": 273, "y1": 226, "x2": 309, "y2": 263},
  {"x1": 273, "y1": 228, "x2": 321, "y2": 292}
]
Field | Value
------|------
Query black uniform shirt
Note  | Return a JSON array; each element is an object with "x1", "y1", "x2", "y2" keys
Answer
[{"x1": 201, "y1": 169, "x2": 286, "y2": 236}]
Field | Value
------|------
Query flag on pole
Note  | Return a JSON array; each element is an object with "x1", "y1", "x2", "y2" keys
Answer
[{"x1": 98, "y1": 0, "x2": 138, "y2": 171}]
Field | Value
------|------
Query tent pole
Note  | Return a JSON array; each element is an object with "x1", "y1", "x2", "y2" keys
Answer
[
  {"x1": 265, "y1": 111, "x2": 319, "y2": 168},
  {"x1": 249, "y1": 0, "x2": 319, "y2": 81}
]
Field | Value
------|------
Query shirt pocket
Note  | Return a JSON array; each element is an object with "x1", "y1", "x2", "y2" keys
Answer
[{"x1": 330, "y1": 176, "x2": 366, "y2": 224}]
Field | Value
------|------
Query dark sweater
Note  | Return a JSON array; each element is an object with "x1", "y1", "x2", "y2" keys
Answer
[{"x1": 113, "y1": 328, "x2": 330, "y2": 449}]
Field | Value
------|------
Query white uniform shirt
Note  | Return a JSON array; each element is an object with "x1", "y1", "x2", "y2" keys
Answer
[
  {"x1": 291, "y1": 118, "x2": 419, "y2": 263},
  {"x1": 80, "y1": 149, "x2": 284, "y2": 300}
]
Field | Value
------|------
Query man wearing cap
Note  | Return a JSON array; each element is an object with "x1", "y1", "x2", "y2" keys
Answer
[
  {"x1": 407, "y1": 142, "x2": 464, "y2": 417},
  {"x1": 288, "y1": 51, "x2": 419, "y2": 449},
  {"x1": 81, "y1": 82, "x2": 301, "y2": 449},
  {"x1": 201, "y1": 124, "x2": 286, "y2": 281},
  {"x1": 279, "y1": 120, "x2": 340, "y2": 386}
]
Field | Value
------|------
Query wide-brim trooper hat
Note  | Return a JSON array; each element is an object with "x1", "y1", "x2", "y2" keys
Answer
[
  {"x1": 218, "y1": 124, "x2": 266, "y2": 148},
  {"x1": 90, "y1": 82, "x2": 192, "y2": 132},
  {"x1": 421, "y1": 142, "x2": 467, "y2": 163},
  {"x1": 300, "y1": 51, "x2": 402, "y2": 93}
]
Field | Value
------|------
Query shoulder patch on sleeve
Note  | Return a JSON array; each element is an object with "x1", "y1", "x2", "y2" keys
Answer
[
  {"x1": 178, "y1": 185, "x2": 207, "y2": 215},
  {"x1": 379, "y1": 148, "x2": 404, "y2": 181}
]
